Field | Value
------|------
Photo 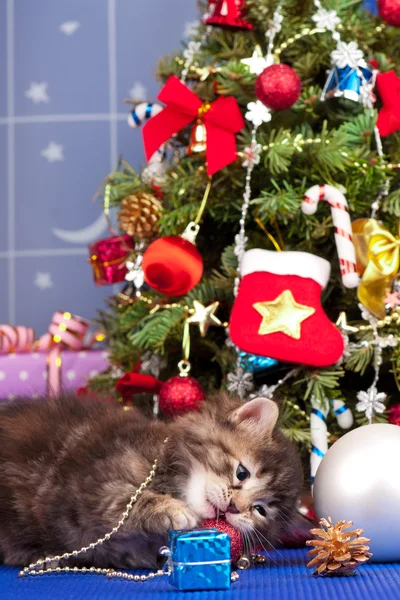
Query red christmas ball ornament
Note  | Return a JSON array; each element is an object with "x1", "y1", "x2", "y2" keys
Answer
[
  {"x1": 202, "y1": 519, "x2": 243, "y2": 563},
  {"x1": 255, "y1": 64, "x2": 302, "y2": 111},
  {"x1": 159, "y1": 374, "x2": 205, "y2": 417},
  {"x1": 142, "y1": 235, "x2": 203, "y2": 296},
  {"x1": 378, "y1": 0, "x2": 400, "y2": 26}
]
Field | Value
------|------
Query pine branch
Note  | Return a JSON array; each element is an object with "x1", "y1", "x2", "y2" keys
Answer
[
  {"x1": 128, "y1": 306, "x2": 186, "y2": 353},
  {"x1": 301, "y1": 368, "x2": 344, "y2": 404}
]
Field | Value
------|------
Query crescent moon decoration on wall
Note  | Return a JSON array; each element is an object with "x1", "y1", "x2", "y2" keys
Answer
[{"x1": 52, "y1": 213, "x2": 108, "y2": 244}]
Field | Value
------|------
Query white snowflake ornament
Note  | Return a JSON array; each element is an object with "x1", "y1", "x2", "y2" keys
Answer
[
  {"x1": 233, "y1": 233, "x2": 248, "y2": 258},
  {"x1": 268, "y1": 11, "x2": 283, "y2": 34},
  {"x1": 141, "y1": 351, "x2": 167, "y2": 378},
  {"x1": 227, "y1": 367, "x2": 254, "y2": 399},
  {"x1": 242, "y1": 141, "x2": 262, "y2": 168},
  {"x1": 331, "y1": 41, "x2": 364, "y2": 69},
  {"x1": 312, "y1": 8, "x2": 340, "y2": 31},
  {"x1": 245, "y1": 101, "x2": 271, "y2": 127},
  {"x1": 356, "y1": 386, "x2": 386, "y2": 422},
  {"x1": 249, "y1": 384, "x2": 276, "y2": 400}
]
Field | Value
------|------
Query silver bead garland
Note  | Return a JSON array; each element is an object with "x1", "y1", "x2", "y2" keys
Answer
[{"x1": 20, "y1": 441, "x2": 169, "y2": 581}]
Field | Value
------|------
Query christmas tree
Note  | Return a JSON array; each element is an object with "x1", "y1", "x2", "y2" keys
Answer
[{"x1": 88, "y1": 0, "x2": 400, "y2": 483}]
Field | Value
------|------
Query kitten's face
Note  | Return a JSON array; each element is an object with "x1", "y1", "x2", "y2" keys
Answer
[{"x1": 174, "y1": 396, "x2": 302, "y2": 547}]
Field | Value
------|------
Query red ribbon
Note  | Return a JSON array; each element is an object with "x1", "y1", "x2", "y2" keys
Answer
[
  {"x1": 0, "y1": 312, "x2": 103, "y2": 398},
  {"x1": 143, "y1": 76, "x2": 245, "y2": 176}
]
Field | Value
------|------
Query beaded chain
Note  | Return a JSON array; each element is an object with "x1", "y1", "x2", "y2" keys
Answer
[{"x1": 19, "y1": 437, "x2": 239, "y2": 585}]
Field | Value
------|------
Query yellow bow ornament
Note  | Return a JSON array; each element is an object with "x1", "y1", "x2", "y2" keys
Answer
[{"x1": 353, "y1": 218, "x2": 400, "y2": 318}]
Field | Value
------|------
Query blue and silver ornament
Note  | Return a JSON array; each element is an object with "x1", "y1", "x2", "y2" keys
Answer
[
  {"x1": 238, "y1": 351, "x2": 277, "y2": 374},
  {"x1": 321, "y1": 41, "x2": 374, "y2": 104}
]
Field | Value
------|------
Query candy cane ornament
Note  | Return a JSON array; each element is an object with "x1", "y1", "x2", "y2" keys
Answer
[
  {"x1": 310, "y1": 398, "x2": 329, "y2": 486},
  {"x1": 128, "y1": 102, "x2": 163, "y2": 128},
  {"x1": 331, "y1": 398, "x2": 354, "y2": 429},
  {"x1": 302, "y1": 185, "x2": 360, "y2": 289}
]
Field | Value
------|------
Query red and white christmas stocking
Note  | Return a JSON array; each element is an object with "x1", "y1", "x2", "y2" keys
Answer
[{"x1": 229, "y1": 249, "x2": 344, "y2": 367}]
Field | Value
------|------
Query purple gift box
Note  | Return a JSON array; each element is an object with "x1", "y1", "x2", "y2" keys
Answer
[{"x1": 0, "y1": 350, "x2": 109, "y2": 400}]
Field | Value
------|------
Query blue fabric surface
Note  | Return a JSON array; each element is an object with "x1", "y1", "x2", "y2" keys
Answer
[{"x1": 1, "y1": 549, "x2": 400, "y2": 600}]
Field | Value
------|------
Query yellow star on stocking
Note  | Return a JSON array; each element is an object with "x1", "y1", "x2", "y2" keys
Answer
[
  {"x1": 253, "y1": 290, "x2": 315, "y2": 340},
  {"x1": 187, "y1": 300, "x2": 222, "y2": 337}
]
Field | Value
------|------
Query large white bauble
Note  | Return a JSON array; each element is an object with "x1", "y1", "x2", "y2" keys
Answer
[{"x1": 314, "y1": 423, "x2": 400, "y2": 562}]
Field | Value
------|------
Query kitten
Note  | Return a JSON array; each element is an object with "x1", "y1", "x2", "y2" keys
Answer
[{"x1": 0, "y1": 393, "x2": 302, "y2": 569}]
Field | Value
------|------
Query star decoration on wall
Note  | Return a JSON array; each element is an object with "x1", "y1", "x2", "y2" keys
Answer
[
  {"x1": 187, "y1": 300, "x2": 223, "y2": 337},
  {"x1": 376, "y1": 70, "x2": 400, "y2": 137},
  {"x1": 253, "y1": 290, "x2": 315, "y2": 339},
  {"x1": 241, "y1": 45, "x2": 270, "y2": 75},
  {"x1": 34, "y1": 272, "x2": 53, "y2": 290},
  {"x1": 59, "y1": 21, "x2": 81, "y2": 35},
  {"x1": 129, "y1": 81, "x2": 148, "y2": 101},
  {"x1": 25, "y1": 82, "x2": 50, "y2": 104},
  {"x1": 41, "y1": 142, "x2": 64, "y2": 162}
]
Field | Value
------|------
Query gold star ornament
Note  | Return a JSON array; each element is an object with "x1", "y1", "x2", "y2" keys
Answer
[
  {"x1": 335, "y1": 311, "x2": 359, "y2": 334},
  {"x1": 253, "y1": 290, "x2": 315, "y2": 339},
  {"x1": 187, "y1": 300, "x2": 223, "y2": 337}
]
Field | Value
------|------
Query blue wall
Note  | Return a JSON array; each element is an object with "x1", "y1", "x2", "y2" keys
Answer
[{"x1": 0, "y1": 0, "x2": 197, "y2": 335}]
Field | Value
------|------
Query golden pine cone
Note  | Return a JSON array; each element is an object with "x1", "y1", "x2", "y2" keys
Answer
[
  {"x1": 306, "y1": 517, "x2": 372, "y2": 576},
  {"x1": 117, "y1": 193, "x2": 162, "y2": 239}
]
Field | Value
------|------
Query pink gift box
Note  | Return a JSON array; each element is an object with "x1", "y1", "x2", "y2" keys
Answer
[{"x1": 0, "y1": 349, "x2": 109, "y2": 400}]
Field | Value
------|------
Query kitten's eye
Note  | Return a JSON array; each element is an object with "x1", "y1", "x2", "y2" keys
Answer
[
  {"x1": 236, "y1": 463, "x2": 250, "y2": 481},
  {"x1": 253, "y1": 505, "x2": 267, "y2": 517}
]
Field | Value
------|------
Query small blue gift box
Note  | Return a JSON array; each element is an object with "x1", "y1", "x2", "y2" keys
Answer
[{"x1": 167, "y1": 528, "x2": 231, "y2": 591}]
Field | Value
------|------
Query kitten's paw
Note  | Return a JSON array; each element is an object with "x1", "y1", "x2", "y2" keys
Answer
[{"x1": 160, "y1": 499, "x2": 200, "y2": 532}]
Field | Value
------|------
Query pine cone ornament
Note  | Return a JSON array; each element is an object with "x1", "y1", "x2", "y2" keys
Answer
[
  {"x1": 306, "y1": 517, "x2": 372, "y2": 576},
  {"x1": 118, "y1": 193, "x2": 162, "y2": 239}
]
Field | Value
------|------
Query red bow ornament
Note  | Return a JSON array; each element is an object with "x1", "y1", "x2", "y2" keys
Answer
[{"x1": 143, "y1": 76, "x2": 245, "y2": 176}]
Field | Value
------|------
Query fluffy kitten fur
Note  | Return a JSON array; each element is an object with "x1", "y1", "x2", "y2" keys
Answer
[{"x1": 0, "y1": 393, "x2": 302, "y2": 569}]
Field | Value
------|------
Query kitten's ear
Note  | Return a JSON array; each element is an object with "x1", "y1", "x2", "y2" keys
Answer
[{"x1": 232, "y1": 397, "x2": 279, "y2": 435}]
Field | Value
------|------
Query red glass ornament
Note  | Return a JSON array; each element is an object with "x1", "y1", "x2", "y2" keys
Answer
[
  {"x1": 255, "y1": 64, "x2": 302, "y2": 111},
  {"x1": 142, "y1": 236, "x2": 203, "y2": 296},
  {"x1": 205, "y1": 0, "x2": 254, "y2": 30},
  {"x1": 159, "y1": 375, "x2": 205, "y2": 417},
  {"x1": 202, "y1": 519, "x2": 243, "y2": 563},
  {"x1": 116, "y1": 372, "x2": 162, "y2": 401},
  {"x1": 378, "y1": 0, "x2": 400, "y2": 26},
  {"x1": 88, "y1": 235, "x2": 134, "y2": 286}
]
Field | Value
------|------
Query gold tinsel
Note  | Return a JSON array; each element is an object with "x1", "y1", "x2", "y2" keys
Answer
[
  {"x1": 306, "y1": 517, "x2": 372, "y2": 576},
  {"x1": 117, "y1": 193, "x2": 162, "y2": 239}
]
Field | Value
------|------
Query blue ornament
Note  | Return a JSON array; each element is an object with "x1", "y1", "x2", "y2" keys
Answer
[
  {"x1": 238, "y1": 351, "x2": 278, "y2": 374},
  {"x1": 166, "y1": 529, "x2": 232, "y2": 591},
  {"x1": 321, "y1": 63, "x2": 373, "y2": 103}
]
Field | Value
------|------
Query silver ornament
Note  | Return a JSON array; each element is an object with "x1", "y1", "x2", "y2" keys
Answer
[
  {"x1": 314, "y1": 424, "x2": 400, "y2": 562},
  {"x1": 227, "y1": 367, "x2": 254, "y2": 399},
  {"x1": 356, "y1": 386, "x2": 386, "y2": 422}
]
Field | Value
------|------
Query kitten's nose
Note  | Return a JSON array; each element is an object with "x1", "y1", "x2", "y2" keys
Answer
[{"x1": 226, "y1": 500, "x2": 240, "y2": 514}]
